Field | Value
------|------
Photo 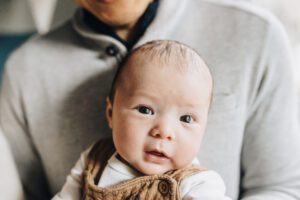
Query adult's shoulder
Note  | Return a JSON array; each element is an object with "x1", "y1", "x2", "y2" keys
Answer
[
  {"x1": 5, "y1": 20, "x2": 79, "y2": 73},
  {"x1": 182, "y1": 0, "x2": 287, "y2": 43},
  {"x1": 185, "y1": 0, "x2": 290, "y2": 71},
  {"x1": 199, "y1": 1, "x2": 293, "y2": 69},
  {"x1": 196, "y1": 0, "x2": 283, "y2": 27}
]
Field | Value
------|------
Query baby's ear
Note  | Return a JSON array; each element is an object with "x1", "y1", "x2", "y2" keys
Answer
[{"x1": 106, "y1": 97, "x2": 113, "y2": 129}]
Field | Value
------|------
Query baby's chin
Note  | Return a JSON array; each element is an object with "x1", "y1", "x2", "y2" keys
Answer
[
  {"x1": 137, "y1": 160, "x2": 197, "y2": 175},
  {"x1": 135, "y1": 163, "x2": 177, "y2": 175}
]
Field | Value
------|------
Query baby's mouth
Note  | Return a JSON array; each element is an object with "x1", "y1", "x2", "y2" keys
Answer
[
  {"x1": 147, "y1": 151, "x2": 166, "y2": 157},
  {"x1": 145, "y1": 150, "x2": 170, "y2": 162}
]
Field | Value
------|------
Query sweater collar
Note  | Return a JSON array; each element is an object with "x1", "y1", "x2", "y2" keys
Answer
[
  {"x1": 72, "y1": 0, "x2": 187, "y2": 54},
  {"x1": 82, "y1": 0, "x2": 159, "y2": 50}
]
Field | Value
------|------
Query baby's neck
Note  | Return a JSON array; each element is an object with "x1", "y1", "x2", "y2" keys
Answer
[{"x1": 115, "y1": 154, "x2": 144, "y2": 176}]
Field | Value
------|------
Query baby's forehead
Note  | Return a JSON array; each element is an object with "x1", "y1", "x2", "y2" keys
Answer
[
  {"x1": 126, "y1": 47, "x2": 208, "y2": 74},
  {"x1": 110, "y1": 40, "x2": 213, "y2": 102},
  {"x1": 123, "y1": 52, "x2": 213, "y2": 92}
]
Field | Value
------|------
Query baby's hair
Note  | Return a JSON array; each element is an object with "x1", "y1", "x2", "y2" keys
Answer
[{"x1": 108, "y1": 40, "x2": 212, "y2": 103}]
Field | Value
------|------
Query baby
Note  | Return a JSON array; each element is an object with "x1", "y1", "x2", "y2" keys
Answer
[{"x1": 53, "y1": 40, "x2": 231, "y2": 200}]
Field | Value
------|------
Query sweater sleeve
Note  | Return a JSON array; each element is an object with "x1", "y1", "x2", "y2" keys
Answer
[
  {"x1": 0, "y1": 54, "x2": 51, "y2": 200},
  {"x1": 51, "y1": 149, "x2": 88, "y2": 200},
  {"x1": 180, "y1": 170, "x2": 232, "y2": 200},
  {"x1": 240, "y1": 17, "x2": 300, "y2": 199},
  {"x1": 0, "y1": 128, "x2": 25, "y2": 200}
]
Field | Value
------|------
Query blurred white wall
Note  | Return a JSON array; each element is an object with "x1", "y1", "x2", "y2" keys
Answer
[
  {"x1": 0, "y1": 0, "x2": 77, "y2": 34},
  {"x1": 0, "y1": 0, "x2": 35, "y2": 33}
]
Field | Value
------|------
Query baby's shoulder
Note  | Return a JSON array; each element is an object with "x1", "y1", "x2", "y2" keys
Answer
[
  {"x1": 183, "y1": 170, "x2": 225, "y2": 186},
  {"x1": 180, "y1": 170, "x2": 228, "y2": 198}
]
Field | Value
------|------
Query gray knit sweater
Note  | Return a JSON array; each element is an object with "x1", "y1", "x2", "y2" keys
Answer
[{"x1": 1, "y1": 0, "x2": 300, "y2": 199}]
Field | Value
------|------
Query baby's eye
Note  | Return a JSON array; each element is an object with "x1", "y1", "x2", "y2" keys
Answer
[
  {"x1": 180, "y1": 115, "x2": 194, "y2": 123},
  {"x1": 136, "y1": 105, "x2": 154, "y2": 115}
]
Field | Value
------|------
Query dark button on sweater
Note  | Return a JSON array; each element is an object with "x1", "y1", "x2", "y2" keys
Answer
[{"x1": 106, "y1": 44, "x2": 119, "y2": 56}]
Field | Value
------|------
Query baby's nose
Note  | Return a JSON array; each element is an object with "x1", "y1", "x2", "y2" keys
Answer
[{"x1": 150, "y1": 119, "x2": 175, "y2": 141}]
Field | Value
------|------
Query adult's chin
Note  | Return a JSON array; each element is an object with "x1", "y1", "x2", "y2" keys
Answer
[{"x1": 76, "y1": 0, "x2": 152, "y2": 27}]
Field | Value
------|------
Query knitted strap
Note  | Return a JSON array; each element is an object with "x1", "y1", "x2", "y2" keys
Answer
[
  {"x1": 81, "y1": 137, "x2": 115, "y2": 199},
  {"x1": 167, "y1": 165, "x2": 207, "y2": 183}
]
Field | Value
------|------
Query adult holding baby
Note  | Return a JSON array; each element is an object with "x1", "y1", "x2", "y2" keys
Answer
[{"x1": 1, "y1": 0, "x2": 300, "y2": 199}]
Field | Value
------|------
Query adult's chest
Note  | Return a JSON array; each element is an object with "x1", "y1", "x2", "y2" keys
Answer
[{"x1": 23, "y1": 49, "x2": 120, "y2": 193}]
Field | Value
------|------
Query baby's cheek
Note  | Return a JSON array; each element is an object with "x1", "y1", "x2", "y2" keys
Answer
[{"x1": 175, "y1": 139, "x2": 200, "y2": 166}]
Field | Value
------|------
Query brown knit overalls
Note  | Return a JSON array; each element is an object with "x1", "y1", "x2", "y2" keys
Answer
[{"x1": 81, "y1": 138, "x2": 206, "y2": 200}]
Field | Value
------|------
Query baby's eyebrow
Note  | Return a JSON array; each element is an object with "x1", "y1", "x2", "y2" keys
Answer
[{"x1": 130, "y1": 91, "x2": 160, "y2": 101}]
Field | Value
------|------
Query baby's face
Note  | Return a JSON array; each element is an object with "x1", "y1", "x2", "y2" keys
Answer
[{"x1": 106, "y1": 56, "x2": 212, "y2": 175}]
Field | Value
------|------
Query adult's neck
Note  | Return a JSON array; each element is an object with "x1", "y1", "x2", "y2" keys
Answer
[{"x1": 112, "y1": 22, "x2": 139, "y2": 43}]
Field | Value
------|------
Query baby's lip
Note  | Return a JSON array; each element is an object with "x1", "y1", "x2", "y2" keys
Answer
[
  {"x1": 145, "y1": 150, "x2": 169, "y2": 159},
  {"x1": 96, "y1": 0, "x2": 115, "y2": 4}
]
